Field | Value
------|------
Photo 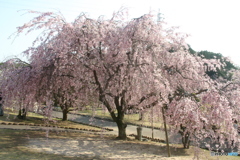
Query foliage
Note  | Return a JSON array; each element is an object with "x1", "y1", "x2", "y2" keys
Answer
[
  {"x1": 0, "y1": 58, "x2": 35, "y2": 117},
  {"x1": 0, "y1": 9, "x2": 239, "y2": 146},
  {"x1": 188, "y1": 48, "x2": 237, "y2": 80},
  {"x1": 0, "y1": 55, "x2": 88, "y2": 121}
]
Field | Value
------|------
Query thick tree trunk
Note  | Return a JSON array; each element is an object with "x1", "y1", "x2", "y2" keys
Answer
[
  {"x1": 0, "y1": 104, "x2": 3, "y2": 116},
  {"x1": 22, "y1": 108, "x2": 27, "y2": 120},
  {"x1": 62, "y1": 108, "x2": 68, "y2": 121},
  {"x1": 17, "y1": 109, "x2": 22, "y2": 119},
  {"x1": 93, "y1": 70, "x2": 128, "y2": 139},
  {"x1": 17, "y1": 108, "x2": 27, "y2": 120},
  {"x1": 116, "y1": 119, "x2": 127, "y2": 140},
  {"x1": 179, "y1": 125, "x2": 191, "y2": 149},
  {"x1": 182, "y1": 132, "x2": 191, "y2": 149}
]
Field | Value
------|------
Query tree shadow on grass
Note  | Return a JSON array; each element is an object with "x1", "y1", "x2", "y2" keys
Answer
[
  {"x1": 0, "y1": 129, "x2": 93, "y2": 160},
  {"x1": 26, "y1": 132, "x2": 194, "y2": 159},
  {"x1": 2, "y1": 129, "x2": 228, "y2": 160}
]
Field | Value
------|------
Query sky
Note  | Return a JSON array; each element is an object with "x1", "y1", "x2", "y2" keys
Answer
[{"x1": 0, "y1": 0, "x2": 240, "y2": 65}]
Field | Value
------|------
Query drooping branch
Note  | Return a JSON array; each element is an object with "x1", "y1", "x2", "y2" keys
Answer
[
  {"x1": 169, "y1": 86, "x2": 208, "y2": 103},
  {"x1": 219, "y1": 82, "x2": 239, "y2": 92},
  {"x1": 93, "y1": 70, "x2": 117, "y2": 121},
  {"x1": 127, "y1": 92, "x2": 158, "y2": 110},
  {"x1": 164, "y1": 65, "x2": 193, "y2": 80}
]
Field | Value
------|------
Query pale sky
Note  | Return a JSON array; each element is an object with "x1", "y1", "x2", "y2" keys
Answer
[{"x1": 1, "y1": 0, "x2": 240, "y2": 65}]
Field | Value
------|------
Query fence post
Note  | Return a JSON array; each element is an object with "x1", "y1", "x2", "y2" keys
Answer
[{"x1": 137, "y1": 126, "x2": 142, "y2": 141}]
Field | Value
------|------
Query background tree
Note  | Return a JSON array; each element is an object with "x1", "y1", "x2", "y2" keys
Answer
[
  {"x1": 188, "y1": 47, "x2": 237, "y2": 80},
  {"x1": 0, "y1": 58, "x2": 36, "y2": 119},
  {"x1": 0, "y1": 52, "x2": 88, "y2": 121},
  {"x1": 163, "y1": 46, "x2": 239, "y2": 148},
  {"x1": 29, "y1": 49, "x2": 89, "y2": 121}
]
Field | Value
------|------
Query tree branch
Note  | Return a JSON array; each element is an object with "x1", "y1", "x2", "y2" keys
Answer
[
  {"x1": 93, "y1": 70, "x2": 117, "y2": 121},
  {"x1": 127, "y1": 92, "x2": 158, "y2": 110}
]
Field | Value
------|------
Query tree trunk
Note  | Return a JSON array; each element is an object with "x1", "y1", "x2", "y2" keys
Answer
[
  {"x1": 180, "y1": 125, "x2": 191, "y2": 149},
  {"x1": 62, "y1": 108, "x2": 68, "y2": 121},
  {"x1": 116, "y1": 119, "x2": 127, "y2": 140},
  {"x1": 139, "y1": 112, "x2": 143, "y2": 121},
  {"x1": 22, "y1": 108, "x2": 27, "y2": 120},
  {"x1": 17, "y1": 109, "x2": 22, "y2": 119},
  {"x1": 139, "y1": 111, "x2": 147, "y2": 121},
  {"x1": 93, "y1": 70, "x2": 127, "y2": 140},
  {"x1": 182, "y1": 132, "x2": 191, "y2": 149},
  {"x1": 17, "y1": 108, "x2": 27, "y2": 120},
  {"x1": 0, "y1": 104, "x2": 3, "y2": 116}
]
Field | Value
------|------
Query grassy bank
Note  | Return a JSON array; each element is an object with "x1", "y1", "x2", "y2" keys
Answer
[
  {"x1": 0, "y1": 108, "x2": 103, "y2": 131},
  {"x1": 74, "y1": 107, "x2": 166, "y2": 128}
]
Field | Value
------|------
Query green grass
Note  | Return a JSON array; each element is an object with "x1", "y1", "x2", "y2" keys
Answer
[
  {"x1": 0, "y1": 108, "x2": 102, "y2": 131},
  {"x1": 75, "y1": 107, "x2": 166, "y2": 128}
]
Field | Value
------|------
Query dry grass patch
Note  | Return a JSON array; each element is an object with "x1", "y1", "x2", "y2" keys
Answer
[
  {"x1": 0, "y1": 129, "x2": 95, "y2": 160},
  {"x1": 1, "y1": 129, "x2": 239, "y2": 160}
]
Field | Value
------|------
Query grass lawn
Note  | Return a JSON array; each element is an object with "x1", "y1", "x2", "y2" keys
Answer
[
  {"x1": 0, "y1": 108, "x2": 239, "y2": 159},
  {"x1": 75, "y1": 107, "x2": 166, "y2": 128},
  {"x1": 0, "y1": 129, "x2": 99, "y2": 160},
  {"x1": 0, "y1": 108, "x2": 103, "y2": 131},
  {"x1": 0, "y1": 129, "x2": 239, "y2": 160}
]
